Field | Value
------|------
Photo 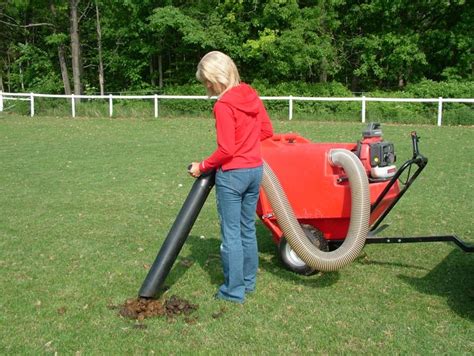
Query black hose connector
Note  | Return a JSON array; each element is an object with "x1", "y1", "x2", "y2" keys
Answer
[{"x1": 138, "y1": 170, "x2": 215, "y2": 298}]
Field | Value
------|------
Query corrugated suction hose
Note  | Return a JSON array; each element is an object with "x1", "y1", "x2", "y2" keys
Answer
[{"x1": 261, "y1": 149, "x2": 370, "y2": 272}]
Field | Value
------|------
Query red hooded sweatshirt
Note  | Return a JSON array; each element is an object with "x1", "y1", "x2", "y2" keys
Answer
[{"x1": 199, "y1": 83, "x2": 273, "y2": 173}]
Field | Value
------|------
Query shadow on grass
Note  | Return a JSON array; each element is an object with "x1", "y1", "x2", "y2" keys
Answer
[
  {"x1": 398, "y1": 249, "x2": 474, "y2": 321},
  {"x1": 159, "y1": 220, "x2": 339, "y2": 295},
  {"x1": 182, "y1": 223, "x2": 340, "y2": 290},
  {"x1": 140, "y1": 235, "x2": 220, "y2": 295},
  {"x1": 255, "y1": 224, "x2": 341, "y2": 288},
  {"x1": 356, "y1": 258, "x2": 430, "y2": 271}
]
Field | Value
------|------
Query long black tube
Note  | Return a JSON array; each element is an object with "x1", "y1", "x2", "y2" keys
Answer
[{"x1": 139, "y1": 171, "x2": 215, "y2": 298}]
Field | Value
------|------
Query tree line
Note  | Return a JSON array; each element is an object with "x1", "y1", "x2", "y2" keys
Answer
[{"x1": 1, "y1": 0, "x2": 472, "y2": 95}]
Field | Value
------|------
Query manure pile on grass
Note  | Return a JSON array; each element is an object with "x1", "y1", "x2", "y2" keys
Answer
[{"x1": 116, "y1": 295, "x2": 198, "y2": 322}]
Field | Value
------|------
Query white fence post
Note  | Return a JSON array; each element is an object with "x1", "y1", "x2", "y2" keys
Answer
[
  {"x1": 437, "y1": 97, "x2": 443, "y2": 126},
  {"x1": 361, "y1": 96, "x2": 366, "y2": 123},
  {"x1": 30, "y1": 93, "x2": 34, "y2": 117},
  {"x1": 109, "y1": 94, "x2": 113, "y2": 117},
  {"x1": 289, "y1": 95, "x2": 293, "y2": 120},
  {"x1": 71, "y1": 94, "x2": 76, "y2": 118},
  {"x1": 1, "y1": 93, "x2": 472, "y2": 124}
]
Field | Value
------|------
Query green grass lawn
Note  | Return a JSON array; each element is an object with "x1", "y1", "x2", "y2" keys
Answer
[{"x1": 0, "y1": 114, "x2": 472, "y2": 354}]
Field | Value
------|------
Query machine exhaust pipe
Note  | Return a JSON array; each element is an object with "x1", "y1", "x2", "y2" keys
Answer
[
  {"x1": 138, "y1": 172, "x2": 215, "y2": 298},
  {"x1": 261, "y1": 149, "x2": 370, "y2": 272}
]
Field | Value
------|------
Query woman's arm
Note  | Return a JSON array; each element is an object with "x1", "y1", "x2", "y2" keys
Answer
[
  {"x1": 199, "y1": 103, "x2": 235, "y2": 173},
  {"x1": 259, "y1": 100, "x2": 273, "y2": 140}
]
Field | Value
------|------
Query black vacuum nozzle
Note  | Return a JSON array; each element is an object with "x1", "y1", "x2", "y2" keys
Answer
[{"x1": 138, "y1": 170, "x2": 215, "y2": 298}]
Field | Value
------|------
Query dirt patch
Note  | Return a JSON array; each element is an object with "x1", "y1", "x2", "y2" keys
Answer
[
  {"x1": 165, "y1": 295, "x2": 199, "y2": 317},
  {"x1": 115, "y1": 295, "x2": 198, "y2": 321}
]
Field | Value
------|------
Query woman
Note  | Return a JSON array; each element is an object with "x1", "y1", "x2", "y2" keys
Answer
[{"x1": 189, "y1": 51, "x2": 273, "y2": 303}]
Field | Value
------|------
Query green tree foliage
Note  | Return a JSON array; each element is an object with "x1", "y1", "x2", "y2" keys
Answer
[
  {"x1": 0, "y1": 0, "x2": 472, "y2": 94},
  {"x1": 240, "y1": 1, "x2": 341, "y2": 83},
  {"x1": 338, "y1": 0, "x2": 473, "y2": 90}
]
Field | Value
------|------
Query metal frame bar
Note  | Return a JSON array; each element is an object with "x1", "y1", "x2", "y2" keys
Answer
[
  {"x1": 369, "y1": 132, "x2": 428, "y2": 232},
  {"x1": 328, "y1": 235, "x2": 473, "y2": 252},
  {"x1": 364, "y1": 235, "x2": 474, "y2": 252}
]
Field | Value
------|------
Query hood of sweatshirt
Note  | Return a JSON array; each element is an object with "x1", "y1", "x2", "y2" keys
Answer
[{"x1": 218, "y1": 83, "x2": 261, "y2": 115}]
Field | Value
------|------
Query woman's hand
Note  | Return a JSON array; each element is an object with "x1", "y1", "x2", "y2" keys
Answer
[{"x1": 188, "y1": 162, "x2": 202, "y2": 178}]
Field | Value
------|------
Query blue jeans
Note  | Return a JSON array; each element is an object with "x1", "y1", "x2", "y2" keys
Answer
[{"x1": 215, "y1": 165, "x2": 263, "y2": 303}]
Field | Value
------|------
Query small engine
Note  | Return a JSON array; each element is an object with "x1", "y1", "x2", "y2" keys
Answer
[{"x1": 357, "y1": 123, "x2": 397, "y2": 179}]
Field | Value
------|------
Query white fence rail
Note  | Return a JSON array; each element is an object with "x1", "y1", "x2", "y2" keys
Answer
[{"x1": 1, "y1": 91, "x2": 473, "y2": 126}]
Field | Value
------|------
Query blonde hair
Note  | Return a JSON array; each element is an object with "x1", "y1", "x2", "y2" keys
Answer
[{"x1": 196, "y1": 51, "x2": 240, "y2": 96}]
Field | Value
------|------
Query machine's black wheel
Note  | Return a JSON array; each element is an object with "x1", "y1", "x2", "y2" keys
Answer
[{"x1": 278, "y1": 224, "x2": 329, "y2": 275}]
